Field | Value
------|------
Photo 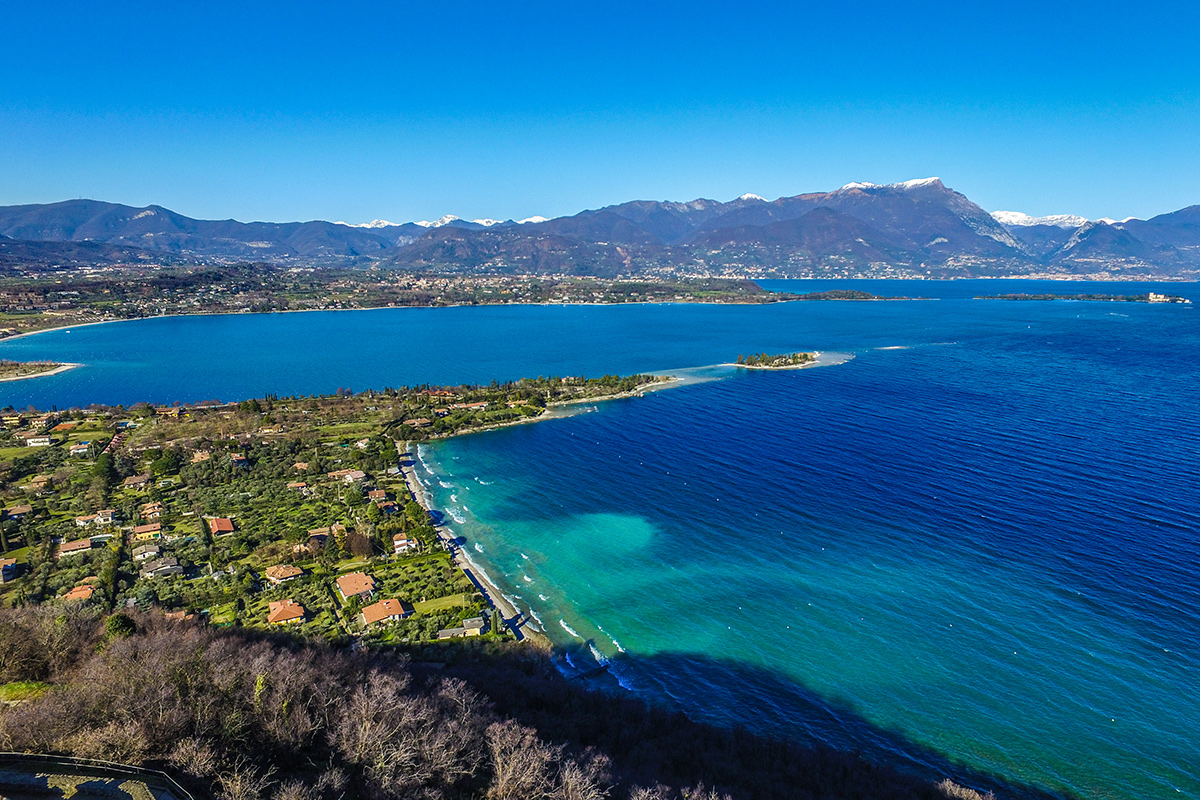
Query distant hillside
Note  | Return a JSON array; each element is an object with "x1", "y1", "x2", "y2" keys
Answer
[
  {"x1": 0, "y1": 233, "x2": 188, "y2": 270},
  {"x1": 2, "y1": 183, "x2": 1199, "y2": 278}
]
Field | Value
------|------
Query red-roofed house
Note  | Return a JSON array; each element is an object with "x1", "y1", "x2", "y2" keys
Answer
[
  {"x1": 133, "y1": 522, "x2": 162, "y2": 541},
  {"x1": 57, "y1": 538, "x2": 95, "y2": 558},
  {"x1": 361, "y1": 598, "x2": 413, "y2": 627},
  {"x1": 267, "y1": 599, "x2": 306, "y2": 624},
  {"x1": 208, "y1": 518, "x2": 235, "y2": 536},
  {"x1": 335, "y1": 571, "x2": 376, "y2": 602},
  {"x1": 63, "y1": 585, "x2": 96, "y2": 602}
]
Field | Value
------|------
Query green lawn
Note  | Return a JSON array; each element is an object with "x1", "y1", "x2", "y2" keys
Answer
[
  {"x1": 207, "y1": 602, "x2": 238, "y2": 624},
  {"x1": 414, "y1": 592, "x2": 472, "y2": 614},
  {"x1": 2, "y1": 545, "x2": 32, "y2": 564}
]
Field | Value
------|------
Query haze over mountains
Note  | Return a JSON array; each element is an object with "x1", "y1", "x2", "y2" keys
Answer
[{"x1": 2, "y1": 179, "x2": 1198, "y2": 278}]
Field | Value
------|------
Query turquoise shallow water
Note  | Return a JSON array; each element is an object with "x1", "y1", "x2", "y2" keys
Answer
[{"x1": 3, "y1": 280, "x2": 1198, "y2": 798}]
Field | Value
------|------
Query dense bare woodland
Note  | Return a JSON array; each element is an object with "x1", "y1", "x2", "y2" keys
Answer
[{"x1": 0, "y1": 606, "x2": 1005, "y2": 800}]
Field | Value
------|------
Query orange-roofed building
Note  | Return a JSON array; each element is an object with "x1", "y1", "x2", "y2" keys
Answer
[
  {"x1": 209, "y1": 518, "x2": 235, "y2": 535},
  {"x1": 267, "y1": 599, "x2": 306, "y2": 625},
  {"x1": 361, "y1": 598, "x2": 413, "y2": 627},
  {"x1": 335, "y1": 571, "x2": 376, "y2": 602},
  {"x1": 63, "y1": 585, "x2": 96, "y2": 602}
]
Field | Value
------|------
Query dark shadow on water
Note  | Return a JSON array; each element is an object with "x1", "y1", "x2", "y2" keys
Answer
[{"x1": 443, "y1": 643, "x2": 1079, "y2": 800}]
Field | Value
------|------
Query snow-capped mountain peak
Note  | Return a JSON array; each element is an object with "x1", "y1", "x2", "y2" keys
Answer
[
  {"x1": 738, "y1": 193, "x2": 765, "y2": 201},
  {"x1": 991, "y1": 211, "x2": 1091, "y2": 229},
  {"x1": 836, "y1": 177, "x2": 944, "y2": 193},
  {"x1": 415, "y1": 215, "x2": 461, "y2": 228},
  {"x1": 472, "y1": 219, "x2": 503, "y2": 227},
  {"x1": 517, "y1": 216, "x2": 549, "y2": 225},
  {"x1": 335, "y1": 219, "x2": 399, "y2": 228},
  {"x1": 891, "y1": 177, "x2": 943, "y2": 190}
]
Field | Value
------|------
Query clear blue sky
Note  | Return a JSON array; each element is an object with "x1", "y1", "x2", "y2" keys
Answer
[{"x1": 2, "y1": 1, "x2": 1198, "y2": 224}]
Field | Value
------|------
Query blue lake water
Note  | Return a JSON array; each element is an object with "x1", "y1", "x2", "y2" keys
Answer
[{"x1": 3, "y1": 280, "x2": 1198, "y2": 799}]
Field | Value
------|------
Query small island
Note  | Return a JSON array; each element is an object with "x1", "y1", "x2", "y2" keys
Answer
[
  {"x1": 734, "y1": 351, "x2": 817, "y2": 369},
  {"x1": 976, "y1": 292, "x2": 1191, "y2": 304}
]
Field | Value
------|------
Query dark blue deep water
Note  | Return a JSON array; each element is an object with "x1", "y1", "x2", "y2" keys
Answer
[{"x1": 3, "y1": 280, "x2": 1197, "y2": 798}]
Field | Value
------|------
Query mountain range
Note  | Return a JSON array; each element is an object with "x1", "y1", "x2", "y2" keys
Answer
[{"x1": 2, "y1": 180, "x2": 1198, "y2": 278}]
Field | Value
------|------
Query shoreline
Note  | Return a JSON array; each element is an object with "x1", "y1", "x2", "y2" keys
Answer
[
  {"x1": 392, "y1": 378, "x2": 680, "y2": 647},
  {"x1": 2, "y1": 274, "x2": 1194, "y2": 344},
  {"x1": 418, "y1": 376, "x2": 684, "y2": 441},
  {"x1": 0, "y1": 362, "x2": 82, "y2": 382},
  {"x1": 724, "y1": 352, "x2": 821, "y2": 371},
  {"x1": 0, "y1": 297, "x2": 790, "y2": 344},
  {"x1": 397, "y1": 444, "x2": 547, "y2": 645}
]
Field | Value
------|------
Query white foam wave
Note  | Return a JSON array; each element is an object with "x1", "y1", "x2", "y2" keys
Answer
[
  {"x1": 439, "y1": 480, "x2": 453, "y2": 489},
  {"x1": 522, "y1": 575, "x2": 533, "y2": 583},
  {"x1": 416, "y1": 446, "x2": 436, "y2": 476},
  {"x1": 596, "y1": 623, "x2": 627, "y2": 653},
  {"x1": 450, "y1": 493, "x2": 458, "y2": 503},
  {"x1": 559, "y1": 619, "x2": 582, "y2": 638},
  {"x1": 474, "y1": 542, "x2": 484, "y2": 553},
  {"x1": 520, "y1": 553, "x2": 529, "y2": 560},
  {"x1": 447, "y1": 509, "x2": 466, "y2": 524},
  {"x1": 538, "y1": 594, "x2": 549, "y2": 601},
  {"x1": 588, "y1": 643, "x2": 608, "y2": 664},
  {"x1": 527, "y1": 608, "x2": 544, "y2": 626}
]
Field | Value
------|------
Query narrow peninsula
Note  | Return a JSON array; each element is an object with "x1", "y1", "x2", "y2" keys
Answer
[{"x1": 0, "y1": 360, "x2": 76, "y2": 382}]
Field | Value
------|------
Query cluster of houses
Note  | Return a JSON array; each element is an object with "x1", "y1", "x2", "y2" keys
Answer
[
  {"x1": 2, "y1": 415, "x2": 116, "y2": 453},
  {"x1": 333, "y1": 571, "x2": 417, "y2": 629},
  {"x1": 1, "y1": 425, "x2": 481, "y2": 640},
  {"x1": 3, "y1": 412, "x2": 60, "y2": 448}
]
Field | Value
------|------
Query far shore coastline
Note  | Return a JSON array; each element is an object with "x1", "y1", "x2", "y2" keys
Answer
[
  {"x1": 0, "y1": 295, "x2": 796, "y2": 345},
  {"x1": 3, "y1": 274, "x2": 1192, "y2": 345}
]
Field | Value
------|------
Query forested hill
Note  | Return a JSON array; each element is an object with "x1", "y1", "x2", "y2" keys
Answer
[{"x1": 0, "y1": 606, "x2": 1065, "y2": 800}]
